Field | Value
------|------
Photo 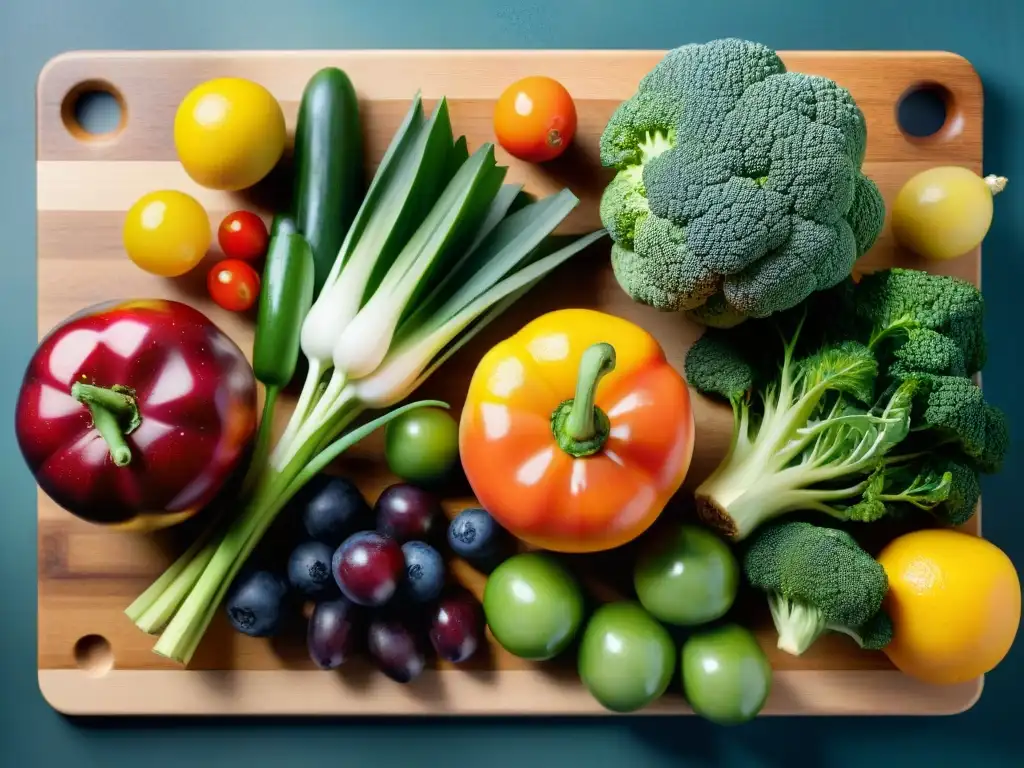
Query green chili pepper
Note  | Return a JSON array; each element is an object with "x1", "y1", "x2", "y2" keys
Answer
[
  {"x1": 269, "y1": 213, "x2": 299, "y2": 240},
  {"x1": 244, "y1": 215, "x2": 315, "y2": 491},
  {"x1": 254, "y1": 216, "x2": 315, "y2": 388}
]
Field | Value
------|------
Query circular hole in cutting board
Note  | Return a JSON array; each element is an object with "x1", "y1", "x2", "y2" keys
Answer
[
  {"x1": 896, "y1": 83, "x2": 953, "y2": 139},
  {"x1": 73, "y1": 634, "x2": 114, "y2": 677},
  {"x1": 61, "y1": 80, "x2": 127, "y2": 142}
]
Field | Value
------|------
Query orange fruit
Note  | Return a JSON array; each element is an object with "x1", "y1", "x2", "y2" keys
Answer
[{"x1": 877, "y1": 529, "x2": 1020, "y2": 685}]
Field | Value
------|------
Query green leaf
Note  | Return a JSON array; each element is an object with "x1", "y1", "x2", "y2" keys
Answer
[
  {"x1": 799, "y1": 341, "x2": 878, "y2": 405},
  {"x1": 379, "y1": 143, "x2": 507, "y2": 314},
  {"x1": 360, "y1": 97, "x2": 459, "y2": 303},
  {"x1": 321, "y1": 93, "x2": 426, "y2": 289},
  {"x1": 332, "y1": 143, "x2": 506, "y2": 378},
  {"x1": 305, "y1": 95, "x2": 460, "y2": 368},
  {"x1": 399, "y1": 189, "x2": 582, "y2": 344},
  {"x1": 467, "y1": 183, "x2": 527, "y2": 255},
  {"x1": 879, "y1": 462, "x2": 954, "y2": 510},
  {"x1": 409, "y1": 228, "x2": 607, "y2": 389},
  {"x1": 445, "y1": 135, "x2": 470, "y2": 180}
]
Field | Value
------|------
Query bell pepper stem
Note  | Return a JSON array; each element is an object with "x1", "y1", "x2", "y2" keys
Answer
[
  {"x1": 71, "y1": 382, "x2": 140, "y2": 467},
  {"x1": 551, "y1": 342, "x2": 616, "y2": 458}
]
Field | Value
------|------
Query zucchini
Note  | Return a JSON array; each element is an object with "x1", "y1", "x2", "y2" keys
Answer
[{"x1": 292, "y1": 67, "x2": 363, "y2": 298}]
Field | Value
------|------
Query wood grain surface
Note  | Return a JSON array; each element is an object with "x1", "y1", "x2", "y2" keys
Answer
[{"x1": 36, "y1": 49, "x2": 984, "y2": 716}]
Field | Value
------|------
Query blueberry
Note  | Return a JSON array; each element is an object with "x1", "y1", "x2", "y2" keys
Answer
[
  {"x1": 287, "y1": 540, "x2": 339, "y2": 598},
  {"x1": 225, "y1": 570, "x2": 289, "y2": 637},
  {"x1": 299, "y1": 475, "x2": 373, "y2": 547},
  {"x1": 448, "y1": 508, "x2": 504, "y2": 562},
  {"x1": 400, "y1": 541, "x2": 445, "y2": 603}
]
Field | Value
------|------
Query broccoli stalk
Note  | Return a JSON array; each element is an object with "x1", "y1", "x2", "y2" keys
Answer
[
  {"x1": 743, "y1": 520, "x2": 893, "y2": 656},
  {"x1": 694, "y1": 319, "x2": 918, "y2": 540},
  {"x1": 768, "y1": 593, "x2": 894, "y2": 655},
  {"x1": 686, "y1": 267, "x2": 1008, "y2": 540},
  {"x1": 768, "y1": 596, "x2": 828, "y2": 656}
]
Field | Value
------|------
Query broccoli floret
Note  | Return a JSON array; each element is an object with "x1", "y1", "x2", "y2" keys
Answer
[
  {"x1": 841, "y1": 609, "x2": 894, "y2": 651},
  {"x1": 682, "y1": 321, "x2": 781, "y2": 400},
  {"x1": 884, "y1": 457, "x2": 981, "y2": 527},
  {"x1": 852, "y1": 458, "x2": 976, "y2": 526},
  {"x1": 599, "y1": 38, "x2": 885, "y2": 324},
  {"x1": 684, "y1": 292, "x2": 751, "y2": 329},
  {"x1": 906, "y1": 375, "x2": 1010, "y2": 473},
  {"x1": 743, "y1": 521, "x2": 891, "y2": 656},
  {"x1": 981, "y1": 404, "x2": 1011, "y2": 473},
  {"x1": 889, "y1": 328, "x2": 967, "y2": 378},
  {"x1": 934, "y1": 458, "x2": 983, "y2": 526},
  {"x1": 854, "y1": 268, "x2": 987, "y2": 375},
  {"x1": 686, "y1": 268, "x2": 1008, "y2": 539}
]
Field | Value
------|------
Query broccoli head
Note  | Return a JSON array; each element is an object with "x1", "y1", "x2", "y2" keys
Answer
[
  {"x1": 600, "y1": 38, "x2": 885, "y2": 326},
  {"x1": 743, "y1": 520, "x2": 891, "y2": 656}
]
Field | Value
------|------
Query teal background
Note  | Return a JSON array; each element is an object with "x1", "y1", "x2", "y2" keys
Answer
[{"x1": 2, "y1": 0, "x2": 1021, "y2": 764}]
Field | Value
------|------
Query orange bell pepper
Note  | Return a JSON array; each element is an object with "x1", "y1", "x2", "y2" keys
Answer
[{"x1": 459, "y1": 309, "x2": 694, "y2": 553}]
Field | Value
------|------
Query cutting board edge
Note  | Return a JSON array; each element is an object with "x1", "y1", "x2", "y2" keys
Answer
[
  {"x1": 38, "y1": 668, "x2": 983, "y2": 717},
  {"x1": 37, "y1": 46, "x2": 983, "y2": 88}
]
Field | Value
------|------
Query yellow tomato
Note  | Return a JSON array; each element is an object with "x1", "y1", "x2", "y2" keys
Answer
[
  {"x1": 174, "y1": 77, "x2": 286, "y2": 191},
  {"x1": 877, "y1": 529, "x2": 1020, "y2": 685},
  {"x1": 891, "y1": 167, "x2": 1007, "y2": 261},
  {"x1": 123, "y1": 190, "x2": 211, "y2": 277}
]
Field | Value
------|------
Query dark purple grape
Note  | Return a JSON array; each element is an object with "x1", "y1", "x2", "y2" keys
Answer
[
  {"x1": 332, "y1": 531, "x2": 405, "y2": 606},
  {"x1": 298, "y1": 475, "x2": 373, "y2": 547},
  {"x1": 374, "y1": 484, "x2": 442, "y2": 542},
  {"x1": 400, "y1": 541, "x2": 445, "y2": 603},
  {"x1": 428, "y1": 591, "x2": 484, "y2": 663},
  {"x1": 307, "y1": 598, "x2": 361, "y2": 669},
  {"x1": 287, "y1": 540, "x2": 339, "y2": 598},
  {"x1": 367, "y1": 618, "x2": 427, "y2": 683},
  {"x1": 225, "y1": 570, "x2": 289, "y2": 637}
]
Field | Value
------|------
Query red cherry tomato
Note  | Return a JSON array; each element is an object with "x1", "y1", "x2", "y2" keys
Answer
[
  {"x1": 494, "y1": 76, "x2": 577, "y2": 163},
  {"x1": 218, "y1": 210, "x2": 269, "y2": 261},
  {"x1": 208, "y1": 259, "x2": 261, "y2": 312}
]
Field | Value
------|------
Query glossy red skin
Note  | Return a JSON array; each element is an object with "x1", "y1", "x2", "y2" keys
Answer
[
  {"x1": 218, "y1": 210, "x2": 269, "y2": 261},
  {"x1": 15, "y1": 299, "x2": 257, "y2": 528}
]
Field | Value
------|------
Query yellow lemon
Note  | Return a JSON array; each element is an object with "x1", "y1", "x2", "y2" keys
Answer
[
  {"x1": 877, "y1": 529, "x2": 1020, "y2": 685},
  {"x1": 123, "y1": 190, "x2": 211, "y2": 277},
  {"x1": 174, "y1": 77, "x2": 286, "y2": 191}
]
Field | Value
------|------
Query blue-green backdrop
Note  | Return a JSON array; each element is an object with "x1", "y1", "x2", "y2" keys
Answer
[{"x1": 1, "y1": 1, "x2": 1020, "y2": 765}]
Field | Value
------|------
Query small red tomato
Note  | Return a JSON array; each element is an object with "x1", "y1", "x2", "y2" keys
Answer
[
  {"x1": 494, "y1": 76, "x2": 577, "y2": 163},
  {"x1": 218, "y1": 210, "x2": 269, "y2": 261},
  {"x1": 208, "y1": 259, "x2": 261, "y2": 312}
]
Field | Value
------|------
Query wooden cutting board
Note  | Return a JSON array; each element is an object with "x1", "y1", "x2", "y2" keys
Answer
[{"x1": 36, "y1": 49, "x2": 985, "y2": 716}]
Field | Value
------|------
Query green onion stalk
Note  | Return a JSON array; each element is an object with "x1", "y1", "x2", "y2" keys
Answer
[{"x1": 126, "y1": 91, "x2": 607, "y2": 665}]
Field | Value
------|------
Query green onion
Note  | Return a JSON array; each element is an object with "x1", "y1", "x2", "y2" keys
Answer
[{"x1": 125, "y1": 90, "x2": 607, "y2": 665}]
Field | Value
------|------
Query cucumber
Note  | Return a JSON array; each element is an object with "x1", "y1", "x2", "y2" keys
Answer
[{"x1": 292, "y1": 67, "x2": 363, "y2": 298}]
